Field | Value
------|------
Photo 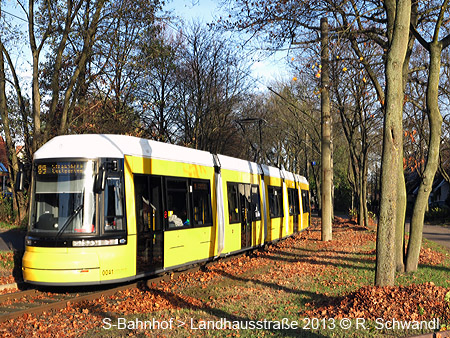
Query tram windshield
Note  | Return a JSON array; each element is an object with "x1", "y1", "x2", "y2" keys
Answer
[{"x1": 29, "y1": 160, "x2": 96, "y2": 235}]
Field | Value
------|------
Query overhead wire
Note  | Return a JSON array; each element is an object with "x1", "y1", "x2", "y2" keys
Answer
[{"x1": 1, "y1": 9, "x2": 28, "y2": 23}]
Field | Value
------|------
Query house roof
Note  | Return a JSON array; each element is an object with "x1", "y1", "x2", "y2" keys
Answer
[
  {"x1": 0, "y1": 137, "x2": 7, "y2": 169},
  {"x1": 0, "y1": 163, "x2": 7, "y2": 173}
]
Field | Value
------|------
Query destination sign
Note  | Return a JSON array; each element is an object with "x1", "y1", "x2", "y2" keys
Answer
[{"x1": 36, "y1": 162, "x2": 86, "y2": 176}]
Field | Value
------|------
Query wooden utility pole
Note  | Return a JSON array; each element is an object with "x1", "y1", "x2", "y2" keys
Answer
[{"x1": 320, "y1": 17, "x2": 332, "y2": 241}]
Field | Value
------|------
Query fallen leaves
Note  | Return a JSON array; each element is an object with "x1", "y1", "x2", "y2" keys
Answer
[
  {"x1": 304, "y1": 282, "x2": 450, "y2": 323},
  {"x1": 419, "y1": 246, "x2": 447, "y2": 266},
  {"x1": 0, "y1": 216, "x2": 448, "y2": 337},
  {"x1": 0, "y1": 252, "x2": 15, "y2": 287}
]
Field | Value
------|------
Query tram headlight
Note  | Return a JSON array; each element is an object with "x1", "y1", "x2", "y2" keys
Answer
[{"x1": 72, "y1": 238, "x2": 124, "y2": 247}]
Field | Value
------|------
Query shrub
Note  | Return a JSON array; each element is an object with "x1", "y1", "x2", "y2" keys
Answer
[
  {"x1": 0, "y1": 193, "x2": 15, "y2": 223},
  {"x1": 425, "y1": 206, "x2": 450, "y2": 223},
  {"x1": 348, "y1": 209, "x2": 377, "y2": 226},
  {"x1": 349, "y1": 208, "x2": 357, "y2": 221}
]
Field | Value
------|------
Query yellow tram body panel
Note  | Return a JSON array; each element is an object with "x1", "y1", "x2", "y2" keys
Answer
[
  {"x1": 124, "y1": 155, "x2": 216, "y2": 233},
  {"x1": 125, "y1": 155, "x2": 213, "y2": 178},
  {"x1": 299, "y1": 182, "x2": 310, "y2": 230},
  {"x1": 220, "y1": 168, "x2": 264, "y2": 255},
  {"x1": 163, "y1": 226, "x2": 215, "y2": 267},
  {"x1": 284, "y1": 178, "x2": 296, "y2": 237},
  {"x1": 264, "y1": 175, "x2": 284, "y2": 242},
  {"x1": 97, "y1": 236, "x2": 136, "y2": 282},
  {"x1": 125, "y1": 155, "x2": 219, "y2": 269},
  {"x1": 22, "y1": 242, "x2": 135, "y2": 284}
]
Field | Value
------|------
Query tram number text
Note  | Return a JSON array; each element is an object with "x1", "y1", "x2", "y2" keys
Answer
[{"x1": 102, "y1": 269, "x2": 114, "y2": 276}]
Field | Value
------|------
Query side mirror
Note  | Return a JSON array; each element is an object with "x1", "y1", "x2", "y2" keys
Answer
[
  {"x1": 94, "y1": 165, "x2": 107, "y2": 193},
  {"x1": 15, "y1": 170, "x2": 24, "y2": 192}
]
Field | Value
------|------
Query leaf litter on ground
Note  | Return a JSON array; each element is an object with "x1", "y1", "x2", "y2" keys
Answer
[{"x1": 0, "y1": 216, "x2": 448, "y2": 337}]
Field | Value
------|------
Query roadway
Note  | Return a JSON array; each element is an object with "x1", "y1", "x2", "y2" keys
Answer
[
  {"x1": 409, "y1": 223, "x2": 450, "y2": 250},
  {"x1": 0, "y1": 229, "x2": 24, "y2": 251}
]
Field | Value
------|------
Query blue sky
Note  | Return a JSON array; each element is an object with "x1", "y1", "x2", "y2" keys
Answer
[
  {"x1": 167, "y1": 0, "x2": 222, "y2": 22},
  {"x1": 166, "y1": 0, "x2": 290, "y2": 88}
]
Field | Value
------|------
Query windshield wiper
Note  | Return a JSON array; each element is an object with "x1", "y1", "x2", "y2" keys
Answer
[{"x1": 55, "y1": 204, "x2": 84, "y2": 242}]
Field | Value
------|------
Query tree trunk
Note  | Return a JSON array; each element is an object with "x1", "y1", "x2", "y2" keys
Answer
[
  {"x1": 28, "y1": 0, "x2": 44, "y2": 153},
  {"x1": 31, "y1": 50, "x2": 42, "y2": 152},
  {"x1": 376, "y1": 0, "x2": 410, "y2": 286},
  {"x1": 395, "y1": 163, "x2": 407, "y2": 272},
  {"x1": 395, "y1": 1, "x2": 417, "y2": 274},
  {"x1": 312, "y1": 163, "x2": 321, "y2": 212},
  {"x1": 0, "y1": 42, "x2": 32, "y2": 163},
  {"x1": 358, "y1": 181, "x2": 364, "y2": 226},
  {"x1": 0, "y1": 41, "x2": 27, "y2": 224},
  {"x1": 320, "y1": 17, "x2": 332, "y2": 241},
  {"x1": 362, "y1": 154, "x2": 369, "y2": 228},
  {"x1": 406, "y1": 42, "x2": 443, "y2": 272}
]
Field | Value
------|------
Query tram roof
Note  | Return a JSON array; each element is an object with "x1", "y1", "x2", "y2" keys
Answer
[
  {"x1": 34, "y1": 134, "x2": 215, "y2": 167},
  {"x1": 281, "y1": 169, "x2": 295, "y2": 181},
  {"x1": 34, "y1": 135, "x2": 309, "y2": 183},
  {"x1": 295, "y1": 174, "x2": 309, "y2": 185},
  {"x1": 260, "y1": 165, "x2": 308, "y2": 184},
  {"x1": 216, "y1": 154, "x2": 262, "y2": 174},
  {"x1": 260, "y1": 164, "x2": 282, "y2": 178}
]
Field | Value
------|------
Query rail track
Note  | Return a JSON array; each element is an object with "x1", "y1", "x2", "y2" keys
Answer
[
  {"x1": 0, "y1": 261, "x2": 221, "y2": 324},
  {"x1": 0, "y1": 282, "x2": 142, "y2": 323},
  {"x1": 0, "y1": 244, "x2": 254, "y2": 324}
]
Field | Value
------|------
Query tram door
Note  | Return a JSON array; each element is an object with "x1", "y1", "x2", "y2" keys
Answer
[
  {"x1": 135, "y1": 175, "x2": 164, "y2": 274},
  {"x1": 288, "y1": 188, "x2": 300, "y2": 233},
  {"x1": 239, "y1": 184, "x2": 252, "y2": 249}
]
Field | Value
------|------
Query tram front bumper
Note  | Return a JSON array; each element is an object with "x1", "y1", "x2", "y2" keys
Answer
[{"x1": 22, "y1": 246, "x2": 100, "y2": 285}]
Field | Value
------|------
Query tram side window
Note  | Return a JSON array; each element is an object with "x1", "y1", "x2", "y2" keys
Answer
[
  {"x1": 294, "y1": 189, "x2": 300, "y2": 215},
  {"x1": 227, "y1": 183, "x2": 240, "y2": 224},
  {"x1": 268, "y1": 186, "x2": 283, "y2": 218},
  {"x1": 192, "y1": 180, "x2": 212, "y2": 226},
  {"x1": 288, "y1": 188, "x2": 300, "y2": 215},
  {"x1": 251, "y1": 185, "x2": 261, "y2": 221},
  {"x1": 301, "y1": 189, "x2": 310, "y2": 213},
  {"x1": 104, "y1": 177, "x2": 124, "y2": 231},
  {"x1": 150, "y1": 176, "x2": 163, "y2": 231},
  {"x1": 134, "y1": 175, "x2": 163, "y2": 233},
  {"x1": 167, "y1": 179, "x2": 190, "y2": 228},
  {"x1": 134, "y1": 175, "x2": 150, "y2": 233}
]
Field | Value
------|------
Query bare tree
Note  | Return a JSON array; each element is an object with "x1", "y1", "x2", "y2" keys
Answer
[
  {"x1": 332, "y1": 55, "x2": 381, "y2": 229},
  {"x1": 406, "y1": 0, "x2": 450, "y2": 272},
  {"x1": 219, "y1": 0, "x2": 413, "y2": 285},
  {"x1": 136, "y1": 24, "x2": 183, "y2": 142},
  {"x1": 0, "y1": 0, "x2": 163, "y2": 222},
  {"x1": 174, "y1": 23, "x2": 251, "y2": 154}
]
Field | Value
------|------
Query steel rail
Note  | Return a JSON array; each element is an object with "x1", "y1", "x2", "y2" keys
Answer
[{"x1": 0, "y1": 282, "x2": 138, "y2": 323}]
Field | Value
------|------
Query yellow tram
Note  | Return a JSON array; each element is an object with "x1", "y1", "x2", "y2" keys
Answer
[{"x1": 22, "y1": 134, "x2": 310, "y2": 286}]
